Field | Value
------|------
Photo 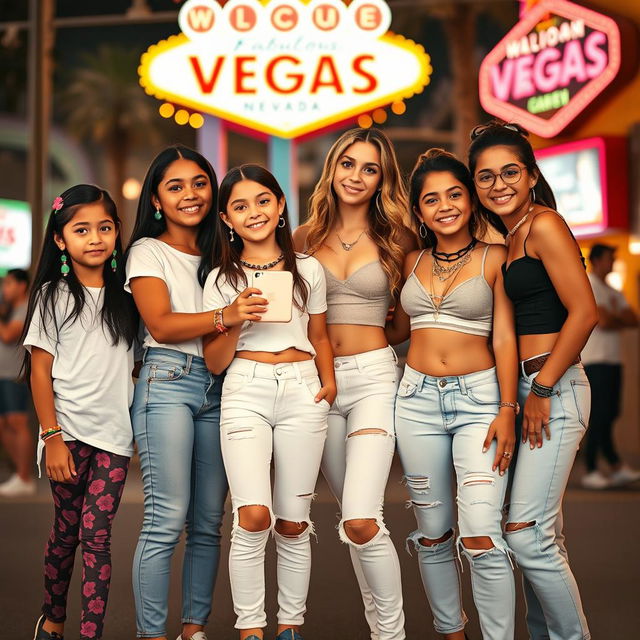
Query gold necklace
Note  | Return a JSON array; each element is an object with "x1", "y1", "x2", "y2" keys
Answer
[
  {"x1": 336, "y1": 230, "x2": 366, "y2": 251},
  {"x1": 429, "y1": 252, "x2": 468, "y2": 319},
  {"x1": 507, "y1": 205, "x2": 534, "y2": 239}
]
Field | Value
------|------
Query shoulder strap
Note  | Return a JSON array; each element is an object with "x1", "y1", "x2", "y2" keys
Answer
[
  {"x1": 411, "y1": 250, "x2": 427, "y2": 275},
  {"x1": 481, "y1": 244, "x2": 491, "y2": 275}
]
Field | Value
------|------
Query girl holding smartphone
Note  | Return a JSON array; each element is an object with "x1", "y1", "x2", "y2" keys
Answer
[
  {"x1": 294, "y1": 128, "x2": 416, "y2": 640},
  {"x1": 202, "y1": 164, "x2": 335, "y2": 640},
  {"x1": 468, "y1": 121, "x2": 596, "y2": 640}
]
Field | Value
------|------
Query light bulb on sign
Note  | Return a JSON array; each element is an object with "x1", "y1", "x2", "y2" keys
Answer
[{"x1": 122, "y1": 178, "x2": 142, "y2": 200}]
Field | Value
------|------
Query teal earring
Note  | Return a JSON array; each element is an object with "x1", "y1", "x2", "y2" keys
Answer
[
  {"x1": 60, "y1": 252, "x2": 70, "y2": 277},
  {"x1": 110, "y1": 250, "x2": 117, "y2": 272},
  {"x1": 154, "y1": 207, "x2": 162, "y2": 220}
]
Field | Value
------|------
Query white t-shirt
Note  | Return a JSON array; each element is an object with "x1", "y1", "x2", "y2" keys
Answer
[
  {"x1": 203, "y1": 254, "x2": 327, "y2": 356},
  {"x1": 23, "y1": 282, "x2": 134, "y2": 465},
  {"x1": 125, "y1": 237, "x2": 204, "y2": 356},
  {"x1": 582, "y1": 273, "x2": 630, "y2": 365},
  {"x1": 0, "y1": 300, "x2": 27, "y2": 380}
]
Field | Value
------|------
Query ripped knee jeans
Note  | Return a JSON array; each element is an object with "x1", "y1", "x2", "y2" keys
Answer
[
  {"x1": 220, "y1": 358, "x2": 329, "y2": 630},
  {"x1": 395, "y1": 365, "x2": 515, "y2": 640}
]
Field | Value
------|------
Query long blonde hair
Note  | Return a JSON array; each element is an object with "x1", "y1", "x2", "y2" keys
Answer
[{"x1": 306, "y1": 128, "x2": 410, "y2": 295}]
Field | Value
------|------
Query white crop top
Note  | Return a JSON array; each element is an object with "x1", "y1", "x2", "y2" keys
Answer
[
  {"x1": 202, "y1": 254, "x2": 327, "y2": 357},
  {"x1": 400, "y1": 246, "x2": 493, "y2": 337}
]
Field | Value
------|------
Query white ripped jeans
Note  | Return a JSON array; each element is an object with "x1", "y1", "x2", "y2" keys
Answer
[
  {"x1": 220, "y1": 358, "x2": 329, "y2": 630},
  {"x1": 322, "y1": 346, "x2": 405, "y2": 640}
]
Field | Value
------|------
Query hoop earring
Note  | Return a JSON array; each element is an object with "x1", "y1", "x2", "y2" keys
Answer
[
  {"x1": 110, "y1": 250, "x2": 118, "y2": 272},
  {"x1": 374, "y1": 190, "x2": 386, "y2": 225},
  {"x1": 278, "y1": 216, "x2": 286, "y2": 228},
  {"x1": 229, "y1": 227, "x2": 235, "y2": 242},
  {"x1": 530, "y1": 187, "x2": 536, "y2": 203},
  {"x1": 60, "y1": 252, "x2": 70, "y2": 277},
  {"x1": 419, "y1": 222, "x2": 428, "y2": 239},
  {"x1": 154, "y1": 207, "x2": 162, "y2": 221}
]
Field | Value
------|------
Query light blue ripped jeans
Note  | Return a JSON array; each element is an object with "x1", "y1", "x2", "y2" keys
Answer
[
  {"x1": 507, "y1": 362, "x2": 591, "y2": 640},
  {"x1": 395, "y1": 364, "x2": 515, "y2": 640}
]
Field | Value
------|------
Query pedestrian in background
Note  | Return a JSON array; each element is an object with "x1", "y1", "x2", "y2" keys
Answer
[
  {"x1": 581, "y1": 243, "x2": 640, "y2": 490},
  {"x1": 0, "y1": 268, "x2": 35, "y2": 497}
]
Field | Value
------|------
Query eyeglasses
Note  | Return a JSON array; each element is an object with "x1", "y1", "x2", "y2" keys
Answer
[
  {"x1": 470, "y1": 122, "x2": 525, "y2": 140},
  {"x1": 474, "y1": 164, "x2": 526, "y2": 189}
]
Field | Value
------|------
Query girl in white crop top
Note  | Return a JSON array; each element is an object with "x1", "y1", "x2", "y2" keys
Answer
[
  {"x1": 392, "y1": 149, "x2": 518, "y2": 640},
  {"x1": 294, "y1": 128, "x2": 417, "y2": 640},
  {"x1": 202, "y1": 164, "x2": 335, "y2": 640}
]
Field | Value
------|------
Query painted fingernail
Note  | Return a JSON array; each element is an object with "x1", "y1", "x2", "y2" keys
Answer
[
  {"x1": 500, "y1": 471, "x2": 505, "y2": 476},
  {"x1": 482, "y1": 447, "x2": 487, "y2": 453}
]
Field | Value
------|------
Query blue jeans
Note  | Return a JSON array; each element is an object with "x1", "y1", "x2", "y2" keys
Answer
[
  {"x1": 395, "y1": 365, "x2": 514, "y2": 640},
  {"x1": 131, "y1": 348, "x2": 228, "y2": 637},
  {"x1": 507, "y1": 363, "x2": 590, "y2": 640}
]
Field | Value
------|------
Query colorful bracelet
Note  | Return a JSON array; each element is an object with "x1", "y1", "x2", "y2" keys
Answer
[
  {"x1": 213, "y1": 307, "x2": 229, "y2": 335},
  {"x1": 40, "y1": 426, "x2": 62, "y2": 442},
  {"x1": 498, "y1": 401, "x2": 520, "y2": 415}
]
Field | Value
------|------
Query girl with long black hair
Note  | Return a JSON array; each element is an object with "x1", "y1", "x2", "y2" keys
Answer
[
  {"x1": 24, "y1": 185, "x2": 137, "y2": 640},
  {"x1": 468, "y1": 121, "x2": 597, "y2": 640},
  {"x1": 202, "y1": 164, "x2": 335, "y2": 640},
  {"x1": 126, "y1": 145, "x2": 227, "y2": 640}
]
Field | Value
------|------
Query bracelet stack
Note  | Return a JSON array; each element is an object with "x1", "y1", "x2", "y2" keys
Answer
[
  {"x1": 213, "y1": 307, "x2": 229, "y2": 335},
  {"x1": 498, "y1": 401, "x2": 520, "y2": 414},
  {"x1": 531, "y1": 379, "x2": 554, "y2": 398},
  {"x1": 40, "y1": 426, "x2": 62, "y2": 442}
]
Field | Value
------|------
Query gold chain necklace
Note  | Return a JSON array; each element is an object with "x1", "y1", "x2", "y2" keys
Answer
[
  {"x1": 336, "y1": 230, "x2": 366, "y2": 251},
  {"x1": 506, "y1": 205, "x2": 534, "y2": 239}
]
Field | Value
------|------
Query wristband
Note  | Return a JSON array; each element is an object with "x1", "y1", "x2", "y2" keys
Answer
[
  {"x1": 213, "y1": 307, "x2": 229, "y2": 335},
  {"x1": 498, "y1": 401, "x2": 520, "y2": 415},
  {"x1": 531, "y1": 379, "x2": 554, "y2": 398},
  {"x1": 40, "y1": 426, "x2": 62, "y2": 442}
]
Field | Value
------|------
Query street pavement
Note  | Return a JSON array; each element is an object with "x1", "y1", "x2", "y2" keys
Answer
[{"x1": 1, "y1": 455, "x2": 639, "y2": 640}]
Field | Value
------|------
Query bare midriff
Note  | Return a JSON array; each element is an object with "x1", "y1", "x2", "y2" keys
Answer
[
  {"x1": 407, "y1": 328, "x2": 494, "y2": 377},
  {"x1": 518, "y1": 332, "x2": 560, "y2": 361},
  {"x1": 236, "y1": 347, "x2": 312, "y2": 364},
  {"x1": 328, "y1": 324, "x2": 389, "y2": 357}
]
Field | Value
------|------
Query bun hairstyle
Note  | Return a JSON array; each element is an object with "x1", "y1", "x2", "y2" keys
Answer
[
  {"x1": 467, "y1": 120, "x2": 557, "y2": 236},
  {"x1": 409, "y1": 148, "x2": 487, "y2": 249}
]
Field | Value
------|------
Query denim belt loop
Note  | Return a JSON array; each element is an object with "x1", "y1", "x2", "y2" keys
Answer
[
  {"x1": 246, "y1": 361, "x2": 256, "y2": 383},
  {"x1": 292, "y1": 362, "x2": 303, "y2": 383},
  {"x1": 457, "y1": 374, "x2": 468, "y2": 396},
  {"x1": 184, "y1": 353, "x2": 193, "y2": 375}
]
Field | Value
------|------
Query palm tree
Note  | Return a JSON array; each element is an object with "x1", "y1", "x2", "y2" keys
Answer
[{"x1": 58, "y1": 45, "x2": 162, "y2": 213}]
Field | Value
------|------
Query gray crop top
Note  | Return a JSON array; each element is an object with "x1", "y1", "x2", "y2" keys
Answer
[
  {"x1": 323, "y1": 261, "x2": 392, "y2": 327},
  {"x1": 400, "y1": 245, "x2": 493, "y2": 337}
]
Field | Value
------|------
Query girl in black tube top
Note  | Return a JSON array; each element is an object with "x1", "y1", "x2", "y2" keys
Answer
[{"x1": 468, "y1": 121, "x2": 597, "y2": 640}]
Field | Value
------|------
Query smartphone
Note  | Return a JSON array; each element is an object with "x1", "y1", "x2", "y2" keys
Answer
[{"x1": 251, "y1": 270, "x2": 293, "y2": 323}]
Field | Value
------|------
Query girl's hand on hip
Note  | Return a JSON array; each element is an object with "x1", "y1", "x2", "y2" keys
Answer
[
  {"x1": 315, "y1": 383, "x2": 337, "y2": 406},
  {"x1": 523, "y1": 392, "x2": 551, "y2": 449},
  {"x1": 45, "y1": 438, "x2": 77, "y2": 483},
  {"x1": 225, "y1": 288, "x2": 268, "y2": 326},
  {"x1": 483, "y1": 410, "x2": 516, "y2": 476}
]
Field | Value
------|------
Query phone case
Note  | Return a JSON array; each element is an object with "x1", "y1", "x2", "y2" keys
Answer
[{"x1": 251, "y1": 270, "x2": 293, "y2": 323}]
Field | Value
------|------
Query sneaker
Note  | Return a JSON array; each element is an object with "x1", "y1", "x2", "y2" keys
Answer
[
  {"x1": 33, "y1": 614, "x2": 64, "y2": 640},
  {"x1": 275, "y1": 630, "x2": 303, "y2": 640},
  {"x1": 581, "y1": 470, "x2": 610, "y2": 490},
  {"x1": 176, "y1": 633, "x2": 207, "y2": 640},
  {"x1": 0, "y1": 474, "x2": 36, "y2": 497},
  {"x1": 609, "y1": 465, "x2": 640, "y2": 487}
]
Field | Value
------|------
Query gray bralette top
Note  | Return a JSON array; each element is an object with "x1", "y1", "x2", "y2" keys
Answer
[
  {"x1": 323, "y1": 261, "x2": 392, "y2": 327},
  {"x1": 399, "y1": 245, "x2": 493, "y2": 337}
]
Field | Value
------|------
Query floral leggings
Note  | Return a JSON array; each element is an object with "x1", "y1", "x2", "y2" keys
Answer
[{"x1": 42, "y1": 440, "x2": 129, "y2": 640}]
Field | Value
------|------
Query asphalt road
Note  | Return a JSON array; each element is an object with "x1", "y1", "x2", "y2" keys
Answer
[{"x1": 1, "y1": 455, "x2": 638, "y2": 640}]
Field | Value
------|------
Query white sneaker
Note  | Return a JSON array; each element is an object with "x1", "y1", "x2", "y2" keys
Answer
[
  {"x1": 581, "y1": 470, "x2": 610, "y2": 490},
  {"x1": 609, "y1": 465, "x2": 640, "y2": 487},
  {"x1": 176, "y1": 632, "x2": 208, "y2": 640},
  {"x1": 0, "y1": 474, "x2": 36, "y2": 497}
]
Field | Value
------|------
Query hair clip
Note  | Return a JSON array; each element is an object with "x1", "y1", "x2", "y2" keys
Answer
[
  {"x1": 52, "y1": 196, "x2": 64, "y2": 211},
  {"x1": 470, "y1": 122, "x2": 527, "y2": 141}
]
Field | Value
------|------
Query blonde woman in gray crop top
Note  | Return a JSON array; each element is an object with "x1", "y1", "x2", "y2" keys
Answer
[
  {"x1": 294, "y1": 127, "x2": 416, "y2": 640},
  {"x1": 391, "y1": 149, "x2": 518, "y2": 640}
]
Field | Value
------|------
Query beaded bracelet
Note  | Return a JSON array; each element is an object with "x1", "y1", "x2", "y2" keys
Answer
[
  {"x1": 531, "y1": 379, "x2": 554, "y2": 398},
  {"x1": 213, "y1": 307, "x2": 229, "y2": 336},
  {"x1": 40, "y1": 426, "x2": 62, "y2": 442}
]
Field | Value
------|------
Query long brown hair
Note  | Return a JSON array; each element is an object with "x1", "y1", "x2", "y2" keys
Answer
[
  {"x1": 306, "y1": 127, "x2": 411, "y2": 295},
  {"x1": 212, "y1": 164, "x2": 308, "y2": 310}
]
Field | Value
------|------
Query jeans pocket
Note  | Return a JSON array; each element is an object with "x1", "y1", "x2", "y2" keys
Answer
[
  {"x1": 569, "y1": 379, "x2": 591, "y2": 429},
  {"x1": 302, "y1": 376, "x2": 330, "y2": 408},
  {"x1": 466, "y1": 380, "x2": 499, "y2": 406},
  {"x1": 147, "y1": 364, "x2": 186, "y2": 382},
  {"x1": 365, "y1": 361, "x2": 400, "y2": 383},
  {"x1": 222, "y1": 372, "x2": 247, "y2": 397},
  {"x1": 397, "y1": 378, "x2": 418, "y2": 398}
]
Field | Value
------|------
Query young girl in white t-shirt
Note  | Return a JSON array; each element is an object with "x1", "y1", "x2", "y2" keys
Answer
[
  {"x1": 125, "y1": 145, "x2": 228, "y2": 640},
  {"x1": 202, "y1": 164, "x2": 336, "y2": 640},
  {"x1": 23, "y1": 184, "x2": 138, "y2": 640}
]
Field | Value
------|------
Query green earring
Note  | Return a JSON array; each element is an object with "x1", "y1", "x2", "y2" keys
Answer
[
  {"x1": 60, "y1": 253, "x2": 70, "y2": 277},
  {"x1": 111, "y1": 250, "x2": 117, "y2": 272},
  {"x1": 154, "y1": 207, "x2": 162, "y2": 220}
]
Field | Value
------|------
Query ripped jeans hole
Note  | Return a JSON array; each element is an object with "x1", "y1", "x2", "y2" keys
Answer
[
  {"x1": 296, "y1": 492, "x2": 316, "y2": 500},
  {"x1": 402, "y1": 475, "x2": 431, "y2": 492},
  {"x1": 406, "y1": 499, "x2": 442, "y2": 510},
  {"x1": 348, "y1": 428, "x2": 390, "y2": 438},
  {"x1": 505, "y1": 520, "x2": 536, "y2": 533},
  {"x1": 461, "y1": 472, "x2": 495, "y2": 487},
  {"x1": 226, "y1": 427, "x2": 254, "y2": 440}
]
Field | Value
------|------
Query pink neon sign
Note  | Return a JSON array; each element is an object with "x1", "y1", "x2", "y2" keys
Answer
[{"x1": 479, "y1": 0, "x2": 626, "y2": 138}]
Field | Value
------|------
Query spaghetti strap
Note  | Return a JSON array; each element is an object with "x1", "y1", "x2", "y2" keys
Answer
[
  {"x1": 410, "y1": 250, "x2": 427, "y2": 274},
  {"x1": 481, "y1": 244, "x2": 491, "y2": 276}
]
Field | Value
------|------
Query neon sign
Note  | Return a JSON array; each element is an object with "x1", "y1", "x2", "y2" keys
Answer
[
  {"x1": 479, "y1": 0, "x2": 632, "y2": 138},
  {"x1": 139, "y1": 0, "x2": 432, "y2": 139}
]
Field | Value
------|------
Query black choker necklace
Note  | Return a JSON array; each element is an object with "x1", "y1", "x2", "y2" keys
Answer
[{"x1": 432, "y1": 238, "x2": 477, "y2": 263}]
